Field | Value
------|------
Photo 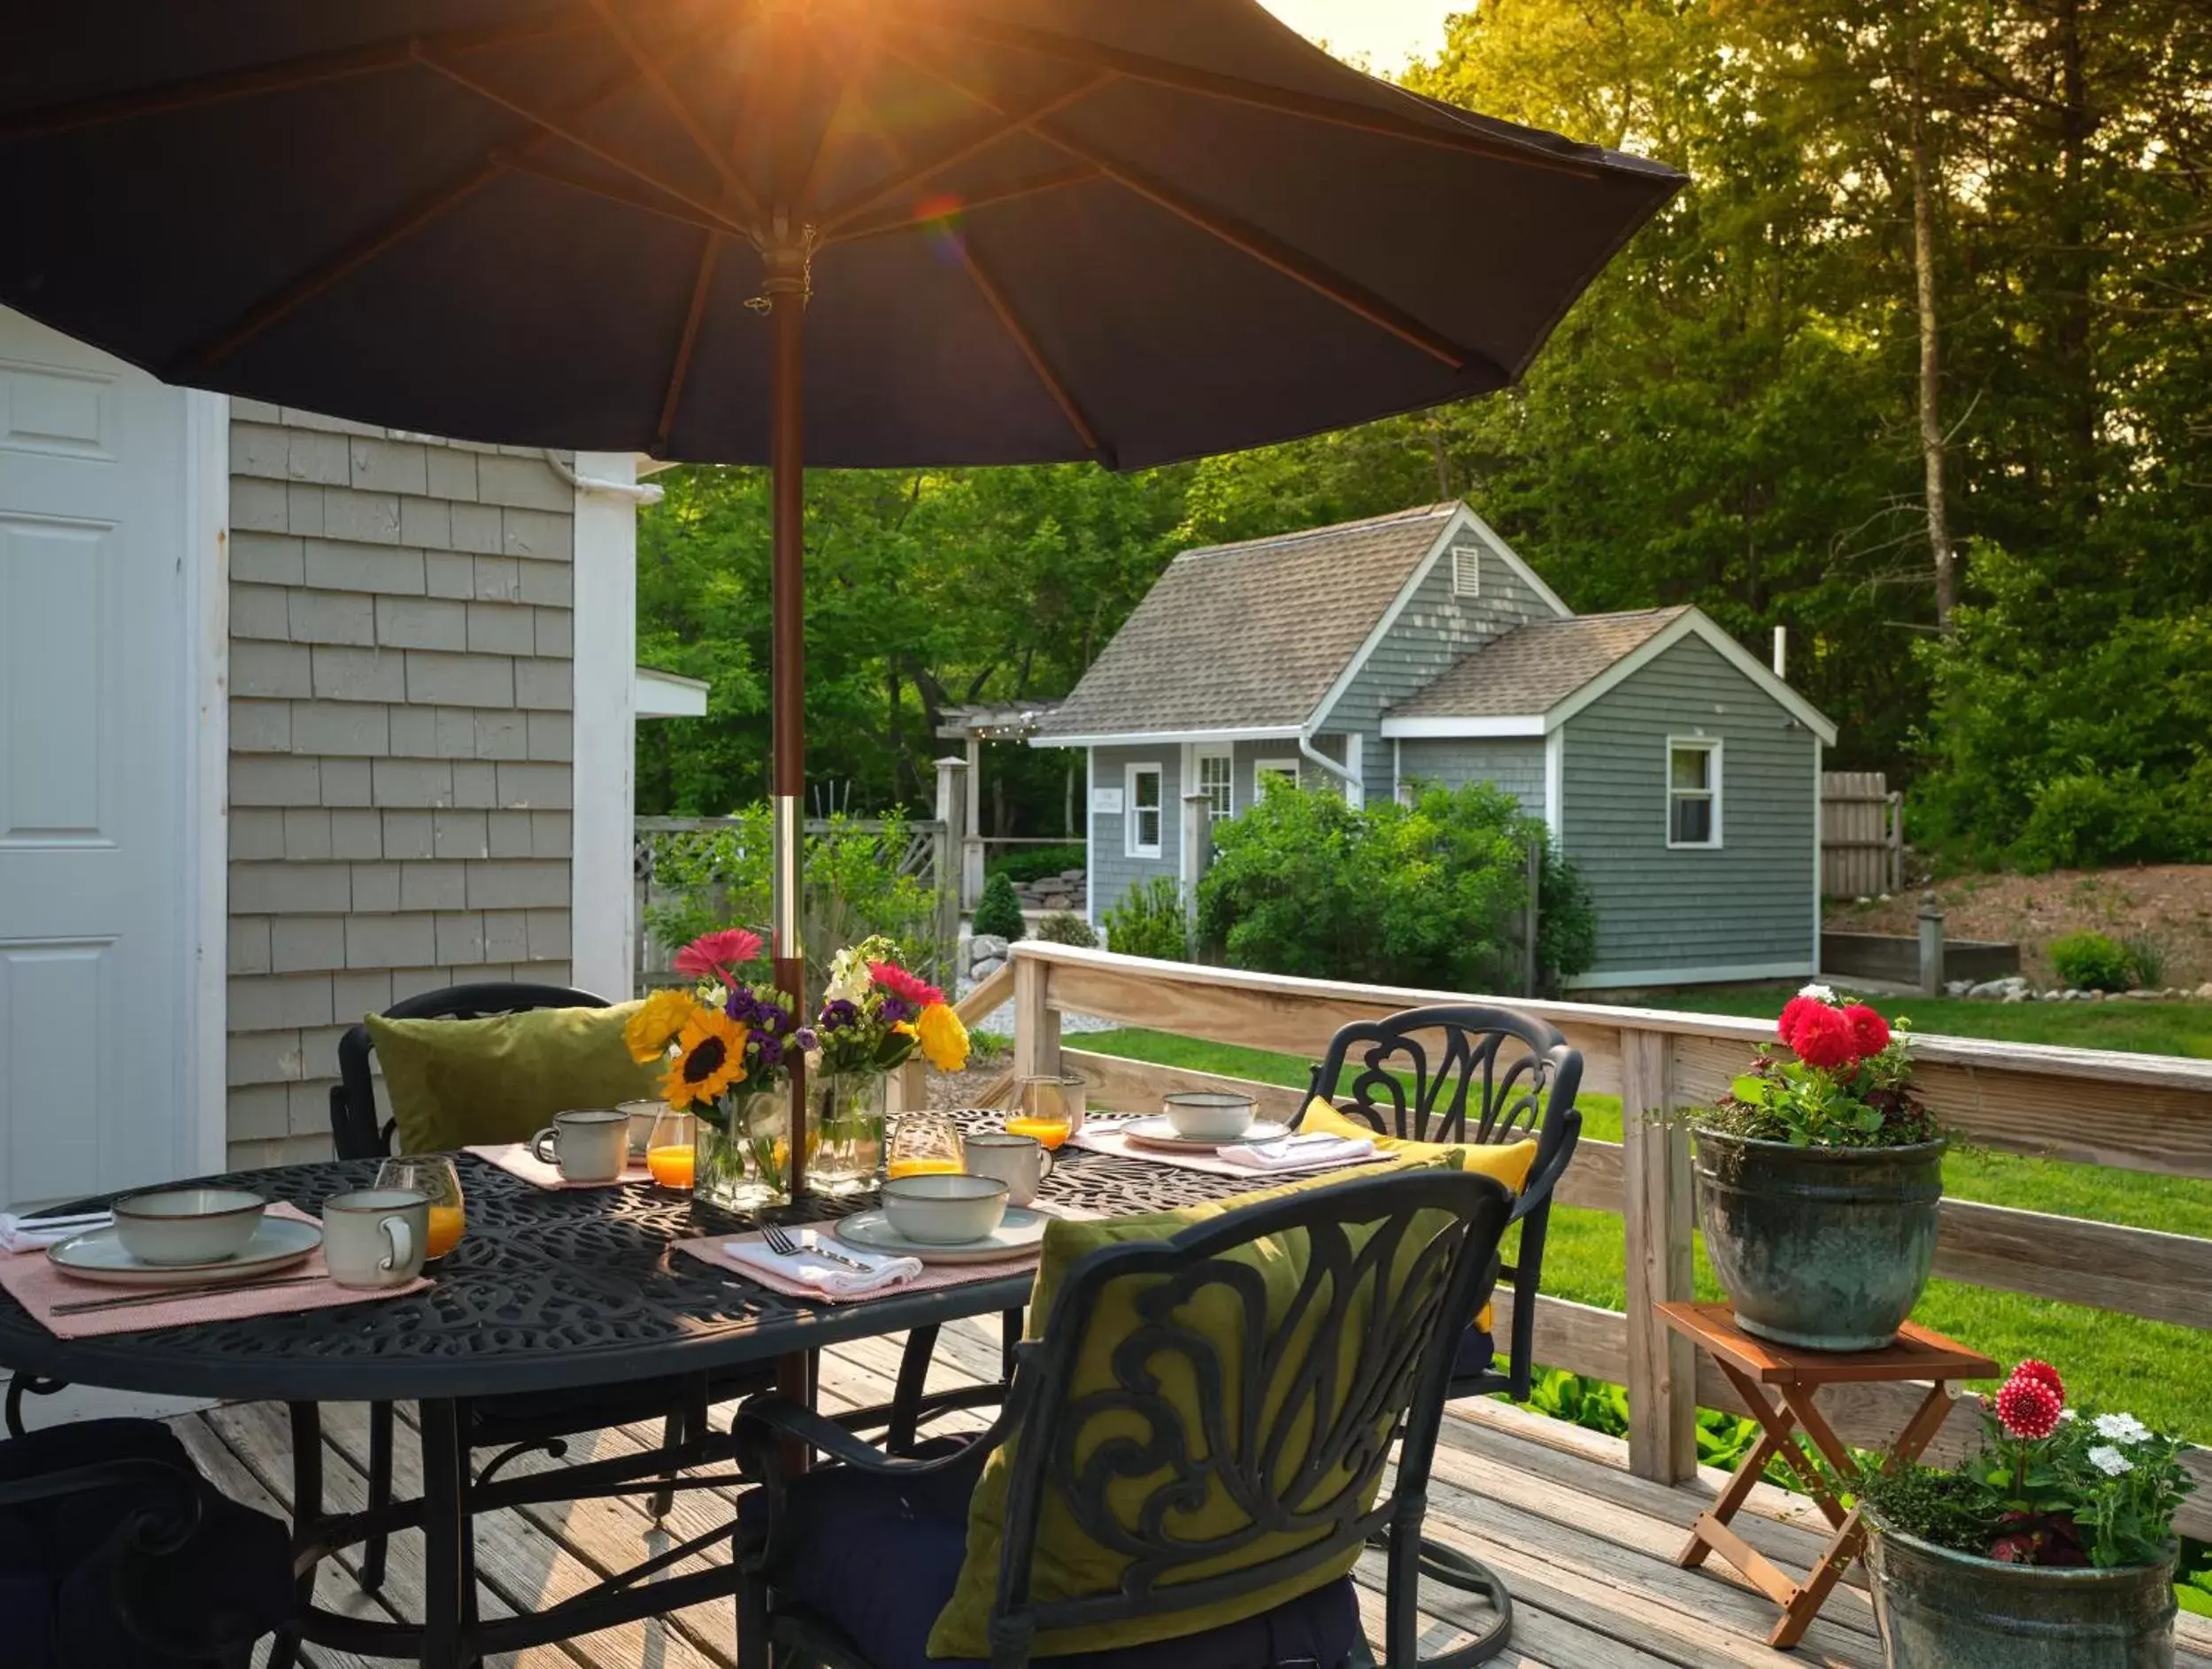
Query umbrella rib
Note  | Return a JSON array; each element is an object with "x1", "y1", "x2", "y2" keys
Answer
[
  {"x1": 824, "y1": 162, "x2": 1101, "y2": 247},
  {"x1": 582, "y1": 0, "x2": 769, "y2": 228},
  {"x1": 813, "y1": 71, "x2": 1114, "y2": 237},
  {"x1": 414, "y1": 43, "x2": 758, "y2": 242},
  {"x1": 956, "y1": 245, "x2": 1107, "y2": 460},
  {"x1": 892, "y1": 7, "x2": 1611, "y2": 181},
  {"x1": 504, "y1": 151, "x2": 747, "y2": 241},
  {"x1": 0, "y1": 12, "x2": 595, "y2": 142}
]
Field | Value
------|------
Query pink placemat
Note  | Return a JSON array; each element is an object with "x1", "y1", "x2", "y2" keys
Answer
[
  {"x1": 0, "y1": 1203, "x2": 432, "y2": 1340},
  {"x1": 673, "y1": 1231, "x2": 1042, "y2": 1306},
  {"x1": 1070, "y1": 1120, "x2": 1388, "y2": 1180},
  {"x1": 466, "y1": 1142, "x2": 653, "y2": 1190}
]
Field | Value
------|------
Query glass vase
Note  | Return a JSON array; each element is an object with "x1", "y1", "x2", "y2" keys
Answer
[
  {"x1": 809, "y1": 1071, "x2": 888, "y2": 1196},
  {"x1": 694, "y1": 1088, "x2": 790, "y2": 1213}
]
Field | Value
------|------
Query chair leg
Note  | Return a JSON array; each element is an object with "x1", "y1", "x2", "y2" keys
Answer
[
  {"x1": 889, "y1": 1325, "x2": 940, "y2": 1454},
  {"x1": 1374, "y1": 1523, "x2": 1514, "y2": 1667},
  {"x1": 360, "y1": 1398, "x2": 395, "y2": 1593}
]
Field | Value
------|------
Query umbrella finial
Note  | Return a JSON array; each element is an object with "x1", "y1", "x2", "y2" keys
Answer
[{"x1": 748, "y1": 214, "x2": 818, "y2": 313}]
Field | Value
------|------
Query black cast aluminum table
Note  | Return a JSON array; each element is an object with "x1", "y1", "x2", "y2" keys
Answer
[{"x1": 0, "y1": 1141, "x2": 1258, "y2": 1666}]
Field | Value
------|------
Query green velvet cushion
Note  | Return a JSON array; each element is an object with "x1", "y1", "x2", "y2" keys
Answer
[
  {"x1": 929, "y1": 1154, "x2": 1461, "y2": 1660},
  {"x1": 366, "y1": 1002, "x2": 662, "y2": 1155}
]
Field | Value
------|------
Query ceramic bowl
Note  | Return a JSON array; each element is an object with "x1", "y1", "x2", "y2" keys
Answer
[
  {"x1": 880, "y1": 1173, "x2": 1009, "y2": 1246},
  {"x1": 110, "y1": 1188, "x2": 268, "y2": 1266},
  {"x1": 1162, "y1": 1092, "x2": 1258, "y2": 1142},
  {"x1": 618, "y1": 1099, "x2": 668, "y2": 1159}
]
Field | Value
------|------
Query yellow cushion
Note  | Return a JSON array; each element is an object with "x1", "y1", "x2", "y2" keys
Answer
[
  {"x1": 1296, "y1": 1098, "x2": 1536, "y2": 1333},
  {"x1": 366, "y1": 1002, "x2": 662, "y2": 1155},
  {"x1": 928, "y1": 1154, "x2": 1463, "y2": 1660}
]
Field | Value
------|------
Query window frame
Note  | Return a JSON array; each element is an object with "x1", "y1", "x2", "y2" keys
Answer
[
  {"x1": 1194, "y1": 746, "x2": 1234, "y2": 824},
  {"x1": 1664, "y1": 735, "x2": 1723, "y2": 850},
  {"x1": 1450, "y1": 542, "x2": 1483, "y2": 599},
  {"x1": 1252, "y1": 758, "x2": 1300, "y2": 797},
  {"x1": 1125, "y1": 762, "x2": 1165, "y2": 859}
]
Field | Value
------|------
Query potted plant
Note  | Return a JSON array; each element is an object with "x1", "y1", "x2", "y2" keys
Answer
[
  {"x1": 1692, "y1": 984, "x2": 1943, "y2": 1350},
  {"x1": 808, "y1": 936, "x2": 970, "y2": 1196},
  {"x1": 1857, "y1": 1359, "x2": 2192, "y2": 1666}
]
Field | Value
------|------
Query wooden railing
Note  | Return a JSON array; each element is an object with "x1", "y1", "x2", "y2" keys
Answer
[{"x1": 996, "y1": 942, "x2": 2212, "y2": 1537}]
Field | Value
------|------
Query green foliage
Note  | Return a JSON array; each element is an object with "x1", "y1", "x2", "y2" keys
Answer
[
  {"x1": 1099, "y1": 877, "x2": 1191, "y2": 962},
  {"x1": 1034, "y1": 911, "x2": 1098, "y2": 949},
  {"x1": 2049, "y1": 930, "x2": 2134, "y2": 994},
  {"x1": 971, "y1": 872, "x2": 1026, "y2": 943},
  {"x1": 2124, "y1": 934, "x2": 2169, "y2": 992},
  {"x1": 1537, "y1": 846, "x2": 1599, "y2": 996},
  {"x1": 985, "y1": 843, "x2": 1087, "y2": 885},
  {"x1": 1699, "y1": 994, "x2": 1936, "y2": 1150},
  {"x1": 643, "y1": 808, "x2": 947, "y2": 994},
  {"x1": 1195, "y1": 782, "x2": 1593, "y2": 994},
  {"x1": 1509, "y1": 1368, "x2": 1818, "y2": 1488},
  {"x1": 1851, "y1": 1465, "x2": 2008, "y2": 1553}
]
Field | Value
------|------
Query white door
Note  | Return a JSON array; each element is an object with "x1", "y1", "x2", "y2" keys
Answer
[{"x1": 0, "y1": 310, "x2": 195, "y2": 1210}]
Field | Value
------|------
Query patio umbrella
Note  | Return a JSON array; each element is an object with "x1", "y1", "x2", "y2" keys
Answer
[{"x1": 1, "y1": 1, "x2": 1681, "y2": 1195}]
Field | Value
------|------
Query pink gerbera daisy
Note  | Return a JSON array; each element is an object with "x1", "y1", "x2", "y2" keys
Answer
[
  {"x1": 868, "y1": 960, "x2": 944, "y2": 1010},
  {"x1": 675, "y1": 927, "x2": 765, "y2": 986}
]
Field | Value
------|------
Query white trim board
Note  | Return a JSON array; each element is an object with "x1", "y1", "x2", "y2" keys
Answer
[
  {"x1": 1543, "y1": 730, "x2": 1563, "y2": 840},
  {"x1": 183, "y1": 391, "x2": 230, "y2": 1177},
  {"x1": 571, "y1": 451, "x2": 640, "y2": 1001},
  {"x1": 1031, "y1": 725, "x2": 1299, "y2": 750},
  {"x1": 1381, "y1": 714, "x2": 1544, "y2": 738},
  {"x1": 1566, "y1": 958, "x2": 1815, "y2": 990}
]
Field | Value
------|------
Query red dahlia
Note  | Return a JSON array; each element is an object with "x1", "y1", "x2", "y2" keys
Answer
[
  {"x1": 1784, "y1": 1003, "x2": 1859, "y2": 1070},
  {"x1": 1777, "y1": 996, "x2": 1827, "y2": 1047},
  {"x1": 1995, "y1": 1375, "x2": 2062, "y2": 1440},
  {"x1": 1842, "y1": 1004, "x2": 1891, "y2": 1058},
  {"x1": 2010, "y1": 1359, "x2": 2065, "y2": 1403}
]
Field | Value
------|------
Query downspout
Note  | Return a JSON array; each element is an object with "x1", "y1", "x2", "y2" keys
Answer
[
  {"x1": 543, "y1": 449, "x2": 666, "y2": 505},
  {"x1": 1297, "y1": 727, "x2": 1360, "y2": 790}
]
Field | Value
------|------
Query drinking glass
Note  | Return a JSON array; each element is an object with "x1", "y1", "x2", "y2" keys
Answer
[
  {"x1": 886, "y1": 1113, "x2": 965, "y2": 1181},
  {"x1": 1007, "y1": 1072, "x2": 1086, "y2": 1150},
  {"x1": 374, "y1": 1154, "x2": 465, "y2": 1260},
  {"x1": 646, "y1": 1107, "x2": 696, "y2": 1189}
]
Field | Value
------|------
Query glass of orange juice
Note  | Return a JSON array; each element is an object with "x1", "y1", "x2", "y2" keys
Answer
[
  {"x1": 375, "y1": 1156, "x2": 465, "y2": 1261},
  {"x1": 886, "y1": 1113, "x2": 964, "y2": 1181},
  {"x1": 1009, "y1": 1073, "x2": 1086, "y2": 1150},
  {"x1": 646, "y1": 1108, "x2": 697, "y2": 1189}
]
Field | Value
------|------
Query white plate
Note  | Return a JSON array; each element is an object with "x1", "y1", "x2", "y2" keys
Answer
[
  {"x1": 47, "y1": 1216, "x2": 323, "y2": 1288},
  {"x1": 835, "y1": 1207, "x2": 1048, "y2": 1265},
  {"x1": 1117, "y1": 1115, "x2": 1291, "y2": 1153}
]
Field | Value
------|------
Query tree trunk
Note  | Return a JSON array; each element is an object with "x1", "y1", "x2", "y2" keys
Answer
[{"x1": 1908, "y1": 45, "x2": 1955, "y2": 631}]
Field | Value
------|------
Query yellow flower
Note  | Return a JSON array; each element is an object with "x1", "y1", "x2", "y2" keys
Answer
[
  {"x1": 916, "y1": 1002, "x2": 969, "y2": 1073},
  {"x1": 625, "y1": 988, "x2": 697, "y2": 1064},
  {"x1": 659, "y1": 1010, "x2": 750, "y2": 1110}
]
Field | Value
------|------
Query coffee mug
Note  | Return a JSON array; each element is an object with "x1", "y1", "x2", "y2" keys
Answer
[
  {"x1": 962, "y1": 1131, "x2": 1054, "y2": 1208},
  {"x1": 322, "y1": 1188, "x2": 429, "y2": 1289},
  {"x1": 529, "y1": 1108, "x2": 629, "y2": 1182}
]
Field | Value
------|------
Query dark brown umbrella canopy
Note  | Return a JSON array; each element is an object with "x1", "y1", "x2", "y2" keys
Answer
[{"x1": 2, "y1": 1, "x2": 1681, "y2": 468}]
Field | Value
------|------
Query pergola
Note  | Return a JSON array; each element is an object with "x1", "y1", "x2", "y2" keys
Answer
[{"x1": 936, "y1": 701, "x2": 1063, "y2": 907}]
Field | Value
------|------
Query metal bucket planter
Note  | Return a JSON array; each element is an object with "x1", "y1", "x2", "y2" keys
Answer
[
  {"x1": 1692, "y1": 1130, "x2": 1944, "y2": 1350},
  {"x1": 1866, "y1": 1521, "x2": 2177, "y2": 1667}
]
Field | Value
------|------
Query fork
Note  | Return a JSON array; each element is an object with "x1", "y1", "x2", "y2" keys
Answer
[{"x1": 761, "y1": 1221, "x2": 872, "y2": 1273}]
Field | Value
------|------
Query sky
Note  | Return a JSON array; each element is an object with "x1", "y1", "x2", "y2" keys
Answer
[{"x1": 1257, "y1": 0, "x2": 1452, "y2": 73}]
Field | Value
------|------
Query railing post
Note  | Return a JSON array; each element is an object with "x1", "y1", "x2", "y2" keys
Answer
[
  {"x1": 1622, "y1": 1028, "x2": 1697, "y2": 1482},
  {"x1": 1522, "y1": 839, "x2": 1541, "y2": 997},
  {"x1": 1918, "y1": 888, "x2": 1945, "y2": 996},
  {"x1": 1180, "y1": 793, "x2": 1212, "y2": 958},
  {"x1": 1011, "y1": 948, "x2": 1060, "y2": 1088}
]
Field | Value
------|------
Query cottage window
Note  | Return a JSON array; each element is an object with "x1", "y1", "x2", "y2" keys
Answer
[
  {"x1": 1196, "y1": 750, "x2": 1233, "y2": 821},
  {"x1": 1451, "y1": 542, "x2": 1482, "y2": 598},
  {"x1": 1666, "y1": 738, "x2": 1722, "y2": 849},
  {"x1": 1253, "y1": 759, "x2": 1299, "y2": 796},
  {"x1": 1126, "y1": 764, "x2": 1163, "y2": 858}
]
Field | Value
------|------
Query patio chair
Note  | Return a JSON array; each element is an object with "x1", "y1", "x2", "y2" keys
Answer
[
  {"x1": 329, "y1": 981, "x2": 767, "y2": 1590},
  {"x1": 1306, "y1": 1003, "x2": 1584, "y2": 1662},
  {"x1": 0, "y1": 1417, "x2": 297, "y2": 1666},
  {"x1": 733, "y1": 1165, "x2": 1516, "y2": 1669}
]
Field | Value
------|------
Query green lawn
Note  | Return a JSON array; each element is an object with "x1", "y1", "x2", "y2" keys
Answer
[{"x1": 1074, "y1": 1007, "x2": 2212, "y2": 1442}]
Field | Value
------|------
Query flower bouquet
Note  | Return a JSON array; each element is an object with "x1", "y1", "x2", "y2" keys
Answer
[
  {"x1": 625, "y1": 928, "x2": 809, "y2": 1209},
  {"x1": 1856, "y1": 1359, "x2": 2192, "y2": 1664},
  {"x1": 806, "y1": 936, "x2": 971, "y2": 1193}
]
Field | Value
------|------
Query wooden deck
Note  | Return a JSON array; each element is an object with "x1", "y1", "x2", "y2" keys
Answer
[{"x1": 184, "y1": 1311, "x2": 2212, "y2": 1669}]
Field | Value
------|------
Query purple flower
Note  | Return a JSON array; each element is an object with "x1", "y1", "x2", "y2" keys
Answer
[
  {"x1": 758, "y1": 999, "x2": 791, "y2": 1035},
  {"x1": 819, "y1": 999, "x2": 859, "y2": 1032},
  {"x1": 755, "y1": 1034, "x2": 784, "y2": 1066},
  {"x1": 878, "y1": 994, "x2": 912, "y2": 1024},
  {"x1": 725, "y1": 988, "x2": 755, "y2": 1024},
  {"x1": 793, "y1": 1027, "x2": 819, "y2": 1052}
]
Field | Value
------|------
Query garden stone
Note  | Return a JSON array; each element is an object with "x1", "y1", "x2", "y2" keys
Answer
[
  {"x1": 1944, "y1": 980, "x2": 1973, "y2": 997},
  {"x1": 968, "y1": 934, "x2": 1008, "y2": 964},
  {"x1": 2196, "y1": 981, "x2": 2212, "y2": 1000},
  {"x1": 971, "y1": 955, "x2": 1006, "y2": 980}
]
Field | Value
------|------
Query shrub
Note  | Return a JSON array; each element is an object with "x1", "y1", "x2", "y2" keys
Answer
[
  {"x1": 1100, "y1": 876, "x2": 1190, "y2": 961},
  {"x1": 2050, "y1": 929, "x2": 2134, "y2": 992},
  {"x1": 985, "y1": 842, "x2": 1088, "y2": 885},
  {"x1": 971, "y1": 871, "x2": 1027, "y2": 942},
  {"x1": 2011, "y1": 766, "x2": 2181, "y2": 873},
  {"x1": 2125, "y1": 933, "x2": 2168, "y2": 990},
  {"x1": 1034, "y1": 911, "x2": 1098, "y2": 948}
]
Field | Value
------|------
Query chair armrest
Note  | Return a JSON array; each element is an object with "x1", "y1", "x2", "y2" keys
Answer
[
  {"x1": 1509, "y1": 1107, "x2": 1581, "y2": 1225},
  {"x1": 736, "y1": 1396, "x2": 1005, "y2": 1477}
]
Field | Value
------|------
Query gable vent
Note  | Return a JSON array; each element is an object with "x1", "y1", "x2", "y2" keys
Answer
[{"x1": 1451, "y1": 542, "x2": 1482, "y2": 598}]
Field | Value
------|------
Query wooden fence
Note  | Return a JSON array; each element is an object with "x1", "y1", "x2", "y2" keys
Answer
[
  {"x1": 983, "y1": 942, "x2": 2212, "y2": 1536},
  {"x1": 1822, "y1": 771, "x2": 1904, "y2": 896}
]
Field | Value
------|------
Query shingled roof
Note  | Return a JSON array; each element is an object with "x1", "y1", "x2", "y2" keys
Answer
[
  {"x1": 1389, "y1": 607, "x2": 1688, "y2": 719},
  {"x1": 1033, "y1": 504, "x2": 1460, "y2": 738}
]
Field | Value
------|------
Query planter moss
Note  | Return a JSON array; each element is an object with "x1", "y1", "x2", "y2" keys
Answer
[
  {"x1": 1866, "y1": 1520, "x2": 2177, "y2": 1668},
  {"x1": 1692, "y1": 1130, "x2": 1944, "y2": 1351}
]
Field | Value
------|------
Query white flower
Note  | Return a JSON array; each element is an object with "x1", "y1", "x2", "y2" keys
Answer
[
  {"x1": 1797, "y1": 981, "x2": 1838, "y2": 1004},
  {"x1": 823, "y1": 945, "x2": 871, "y2": 1006},
  {"x1": 2058, "y1": 1408, "x2": 2078, "y2": 1422},
  {"x1": 2087, "y1": 1445, "x2": 2134, "y2": 1477},
  {"x1": 2093, "y1": 1412, "x2": 2151, "y2": 1445}
]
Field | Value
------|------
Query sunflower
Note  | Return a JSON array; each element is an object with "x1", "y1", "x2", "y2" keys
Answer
[
  {"x1": 659, "y1": 1010, "x2": 750, "y2": 1110},
  {"x1": 624, "y1": 988, "x2": 698, "y2": 1064}
]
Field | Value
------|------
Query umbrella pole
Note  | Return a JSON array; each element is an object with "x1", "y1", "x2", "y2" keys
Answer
[{"x1": 767, "y1": 223, "x2": 808, "y2": 1204}]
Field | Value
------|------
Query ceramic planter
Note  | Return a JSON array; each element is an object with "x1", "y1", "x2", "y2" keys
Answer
[
  {"x1": 1692, "y1": 1130, "x2": 1944, "y2": 1350},
  {"x1": 1866, "y1": 1520, "x2": 2177, "y2": 1667}
]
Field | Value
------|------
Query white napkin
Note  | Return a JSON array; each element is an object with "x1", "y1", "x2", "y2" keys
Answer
[
  {"x1": 0, "y1": 1211, "x2": 112, "y2": 1253},
  {"x1": 1214, "y1": 1133, "x2": 1377, "y2": 1172},
  {"x1": 721, "y1": 1234, "x2": 923, "y2": 1298}
]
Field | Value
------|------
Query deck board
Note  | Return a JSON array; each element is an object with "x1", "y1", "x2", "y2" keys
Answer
[{"x1": 173, "y1": 1327, "x2": 2212, "y2": 1669}]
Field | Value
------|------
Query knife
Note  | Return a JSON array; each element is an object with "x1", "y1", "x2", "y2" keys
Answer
[{"x1": 51, "y1": 1273, "x2": 330, "y2": 1317}]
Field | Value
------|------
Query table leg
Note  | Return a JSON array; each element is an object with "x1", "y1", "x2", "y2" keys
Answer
[
  {"x1": 1677, "y1": 1426, "x2": 1782, "y2": 1567},
  {"x1": 420, "y1": 1398, "x2": 468, "y2": 1669},
  {"x1": 1714, "y1": 1359, "x2": 1846, "y2": 1527},
  {"x1": 265, "y1": 1400, "x2": 325, "y2": 1669},
  {"x1": 889, "y1": 1324, "x2": 940, "y2": 1453},
  {"x1": 774, "y1": 1350, "x2": 813, "y2": 1475}
]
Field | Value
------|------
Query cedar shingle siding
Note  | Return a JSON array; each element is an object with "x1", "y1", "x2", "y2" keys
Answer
[{"x1": 225, "y1": 405, "x2": 574, "y2": 1168}]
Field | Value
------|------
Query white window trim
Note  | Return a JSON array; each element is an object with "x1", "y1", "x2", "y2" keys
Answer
[
  {"x1": 1194, "y1": 745, "x2": 1234, "y2": 821},
  {"x1": 1451, "y1": 542, "x2": 1482, "y2": 598},
  {"x1": 1252, "y1": 758, "x2": 1299, "y2": 796},
  {"x1": 1665, "y1": 735, "x2": 1723, "y2": 850},
  {"x1": 1125, "y1": 762, "x2": 1164, "y2": 859}
]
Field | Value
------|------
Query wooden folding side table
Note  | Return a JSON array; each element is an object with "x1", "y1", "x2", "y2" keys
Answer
[{"x1": 1657, "y1": 1301, "x2": 1998, "y2": 1650}]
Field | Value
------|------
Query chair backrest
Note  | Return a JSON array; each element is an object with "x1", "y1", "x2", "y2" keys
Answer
[
  {"x1": 1307, "y1": 1004, "x2": 1583, "y2": 1402},
  {"x1": 989, "y1": 1168, "x2": 1512, "y2": 1668},
  {"x1": 328, "y1": 982, "x2": 611, "y2": 1160}
]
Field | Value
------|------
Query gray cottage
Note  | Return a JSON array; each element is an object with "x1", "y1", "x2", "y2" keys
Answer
[{"x1": 1029, "y1": 503, "x2": 1838, "y2": 990}]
